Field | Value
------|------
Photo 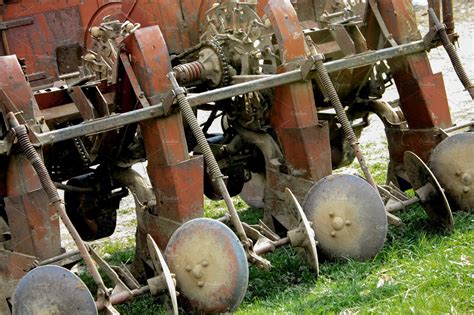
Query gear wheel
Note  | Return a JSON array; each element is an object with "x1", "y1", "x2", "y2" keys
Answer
[
  {"x1": 173, "y1": 39, "x2": 231, "y2": 88},
  {"x1": 200, "y1": 39, "x2": 231, "y2": 88}
]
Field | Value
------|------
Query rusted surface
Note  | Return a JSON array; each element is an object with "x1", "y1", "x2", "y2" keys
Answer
[
  {"x1": 385, "y1": 127, "x2": 446, "y2": 186},
  {"x1": 0, "y1": 250, "x2": 37, "y2": 314},
  {"x1": 0, "y1": 1, "x2": 123, "y2": 83},
  {"x1": 365, "y1": 0, "x2": 452, "y2": 129},
  {"x1": 125, "y1": 26, "x2": 204, "y2": 264},
  {"x1": 266, "y1": 0, "x2": 332, "y2": 181},
  {"x1": 122, "y1": 0, "x2": 214, "y2": 53}
]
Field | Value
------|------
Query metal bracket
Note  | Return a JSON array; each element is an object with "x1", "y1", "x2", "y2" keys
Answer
[
  {"x1": 368, "y1": 0, "x2": 398, "y2": 47},
  {"x1": 0, "y1": 16, "x2": 33, "y2": 30}
]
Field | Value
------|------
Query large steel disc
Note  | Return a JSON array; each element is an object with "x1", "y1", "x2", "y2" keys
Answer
[
  {"x1": 13, "y1": 265, "x2": 97, "y2": 315},
  {"x1": 303, "y1": 174, "x2": 387, "y2": 261},
  {"x1": 405, "y1": 151, "x2": 454, "y2": 230},
  {"x1": 429, "y1": 133, "x2": 474, "y2": 212},
  {"x1": 165, "y1": 218, "x2": 248, "y2": 313},
  {"x1": 147, "y1": 235, "x2": 178, "y2": 315},
  {"x1": 285, "y1": 188, "x2": 319, "y2": 275},
  {"x1": 240, "y1": 172, "x2": 265, "y2": 209}
]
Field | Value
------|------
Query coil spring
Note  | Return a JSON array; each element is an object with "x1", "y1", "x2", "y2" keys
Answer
[
  {"x1": 314, "y1": 61, "x2": 357, "y2": 144},
  {"x1": 15, "y1": 125, "x2": 60, "y2": 203},
  {"x1": 173, "y1": 61, "x2": 205, "y2": 84},
  {"x1": 175, "y1": 91, "x2": 223, "y2": 179}
]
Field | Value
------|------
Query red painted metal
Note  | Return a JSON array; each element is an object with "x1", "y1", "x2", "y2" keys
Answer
[
  {"x1": 365, "y1": 0, "x2": 452, "y2": 129},
  {"x1": 122, "y1": 0, "x2": 214, "y2": 53},
  {"x1": 0, "y1": 1, "x2": 123, "y2": 83},
  {"x1": 0, "y1": 56, "x2": 61, "y2": 259},
  {"x1": 265, "y1": 0, "x2": 332, "y2": 181},
  {"x1": 124, "y1": 26, "x2": 204, "y2": 249}
]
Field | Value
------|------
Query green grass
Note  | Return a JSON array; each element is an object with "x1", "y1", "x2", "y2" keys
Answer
[{"x1": 79, "y1": 196, "x2": 473, "y2": 314}]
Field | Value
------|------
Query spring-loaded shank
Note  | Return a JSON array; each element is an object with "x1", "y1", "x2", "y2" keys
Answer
[
  {"x1": 167, "y1": 72, "x2": 270, "y2": 269},
  {"x1": 6, "y1": 112, "x2": 111, "y2": 308}
]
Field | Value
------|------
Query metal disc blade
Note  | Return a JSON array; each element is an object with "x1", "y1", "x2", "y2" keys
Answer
[
  {"x1": 165, "y1": 218, "x2": 248, "y2": 313},
  {"x1": 240, "y1": 172, "x2": 265, "y2": 209},
  {"x1": 405, "y1": 151, "x2": 454, "y2": 230},
  {"x1": 303, "y1": 174, "x2": 387, "y2": 261},
  {"x1": 147, "y1": 235, "x2": 178, "y2": 315},
  {"x1": 285, "y1": 188, "x2": 319, "y2": 276},
  {"x1": 13, "y1": 265, "x2": 97, "y2": 315},
  {"x1": 429, "y1": 133, "x2": 474, "y2": 212}
]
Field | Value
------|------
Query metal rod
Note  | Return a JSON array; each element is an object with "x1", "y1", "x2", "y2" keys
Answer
[
  {"x1": 54, "y1": 182, "x2": 94, "y2": 193},
  {"x1": 18, "y1": 39, "x2": 428, "y2": 149},
  {"x1": 442, "y1": 0, "x2": 454, "y2": 35},
  {"x1": 7, "y1": 112, "x2": 109, "y2": 297},
  {"x1": 385, "y1": 196, "x2": 420, "y2": 213},
  {"x1": 254, "y1": 237, "x2": 289, "y2": 256},
  {"x1": 429, "y1": 8, "x2": 473, "y2": 99},
  {"x1": 38, "y1": 249, "x2": 81, "y2": 266},
  {"x1": 444, "y1": 121, "x2": 474, "y2": 133},
  {"x1": 168, "y1": 72, "x2": 250, "y2": 245},
  {"x1": 96, "y1": 286, "x2": 150, "y2": 311}
]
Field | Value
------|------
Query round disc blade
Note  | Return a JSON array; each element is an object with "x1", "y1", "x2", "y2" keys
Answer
[
  {"x1": 405, "y1": 151, "x2": 454, "y2": 230},
  {"x1": 285, "y1": 188, "x2": 319, "y2": 276},
  {"x1": 13, "y1": 265, "x2": 97, "y2": 315},
  {"x1": 165, "y1": 218, "x2": 248, "y2": 313},
  {"x1": 147, "y1": 235, "x2": 178, "y2": 315},
  {"x1": 303, "y1": 174, "x2": 387, "y2": 261},
  {"x1": 429, "y1": 133, "x2": 474, "y2": 212},
  {"x1": 240, "y1": 172, "x2": 265, "y2": 209}
]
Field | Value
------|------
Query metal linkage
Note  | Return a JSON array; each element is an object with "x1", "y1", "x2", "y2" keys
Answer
[
  {"x1": 6, "y1": 112, "x2": 116, "y2": 313},
  {"x1": 307, "y1": 39, "x2": 401, "y2": 226},
  {"x1": 167, "y1": 72, "x2": 271, "y2": 270},
  {"x1": 428, "y1": 8, "x2": 474, "y2": 99}
]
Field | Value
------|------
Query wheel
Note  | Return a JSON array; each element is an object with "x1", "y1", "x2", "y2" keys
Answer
[
  {"x1": 13, "y1": 265, "x2": 97, "y2": 315},
  {"x1": 429, "y1": 133, "x2": 474, "y2": 212},
  {"x1": 165, "y1": 218, "x2": 248, "y2": 313},
  {"x1": 303, "y1": 174, "x2": 387, "y2": 260}
]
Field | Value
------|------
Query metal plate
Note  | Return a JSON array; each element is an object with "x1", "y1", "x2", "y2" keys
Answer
[
  {"x1": 13, "y1": 265, "x2": 97, "y2": 315},
  {"x1": 429, "y1": 133, "x2": 474, "y2": 212},
  {"x1": 240, "y1": 172, "x2": 265, "y2": 209},
  {"x1": 303, "y1": 174, "x2": 387, "y2": 261},
  {"x1": 165, "y1": 218, "x2": 248, "y2": 313},
  {"x1": 146, "y1": 234, "x2": 178, "y2": 315},
  {"x1": 405, "y1": 151, "x2": 454, "y2": 230},
  {"x1": 285, "y1": 188, "x2": 319, "y2": 276}
]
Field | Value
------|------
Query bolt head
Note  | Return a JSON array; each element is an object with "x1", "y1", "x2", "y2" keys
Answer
[
  {"x1": 185, "y1": 265, "x2": 192, "y2": 272},
  {"x1": 198, "y1": 281, "x2": 204, "y2": 287},
  {"x1": 463, "y1": 186, "x2": 470, "y2": 193},
  {"x1": 462, "y1": 174, "x2": 472, "y2": 185},
  {"x1": 345, "y1": 220, "x2": 352, "y2": 226},
  {"x1": 329, "y1": 210, "x2": 335, "y2": 217},
  {"x1": 202, "y1": 260, "x2": 209, "y2": 267},
  {"x1": 330, "y1": 230, "x2": 336, "y2": 237}
]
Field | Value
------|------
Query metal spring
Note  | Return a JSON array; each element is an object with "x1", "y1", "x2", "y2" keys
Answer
[
  {"x1": 442, "y1": 40, "x2": 474, "y2": 98},
  {"x1": 14, "y1": 125, "x2": 60, "y2": 203},
  {"x1": 314, "y1": 59, "x2": 377, "y2": 188},
  {"x1": 173, "y1": 61, "x2": 205, "y2": 84},
  {"x1": 176, "y1": 91, "x2": 223, "y2": 179}
]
